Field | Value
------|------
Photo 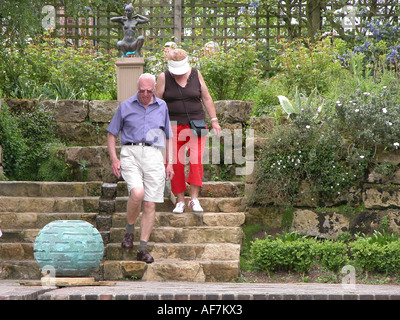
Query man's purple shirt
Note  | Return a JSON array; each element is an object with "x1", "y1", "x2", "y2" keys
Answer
[{"x1": 107, "y1": 93, "x2": 173, "y2": 149}]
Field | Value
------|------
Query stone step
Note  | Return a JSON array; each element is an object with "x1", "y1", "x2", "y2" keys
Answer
[
  {"x1": 0, "y1": 243, "x2": 34, "y2": 260},
  {"x1": 116, "y1": 197, "x2": 244, "y2": 213},
  {"x1": 0, "y1": 211, "x2": 244, "y2": 235},
  {"x1": 0, "y1": 212, "x2": 97, "y2": 230},
  {"x1": 110, "y1": 226, "x2": 243, "y2": 244},
  {"x1": 0, "y1": 197, "x2": 99, "y2": 213},
  {"x1": 115, "y1": 181, "x2": 244, "y2": 198},
  {"x1": 0, "y1": 181, "x2": 102, "y2": 197},
  {"x1": 112, "y1": 212, "x2": 246, "y2": 228},
  {"x1": 103, "y1": 259, "x2": 240, "y2": 282},
  {"x1": 105, "y1": 243, "x2": 240, "y2": 261},
  {"x1": 0, "y1": 260, "x2": 41, "y2": 279}
]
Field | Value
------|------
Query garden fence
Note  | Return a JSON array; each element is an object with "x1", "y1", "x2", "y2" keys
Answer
[{"x1": 48, "y1": 0, "x2": 400, "y2": 68}]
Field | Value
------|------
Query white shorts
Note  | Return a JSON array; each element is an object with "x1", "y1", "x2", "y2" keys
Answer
[{"x1": 120, "y1": 145, "x2": 165, "y2": 203}]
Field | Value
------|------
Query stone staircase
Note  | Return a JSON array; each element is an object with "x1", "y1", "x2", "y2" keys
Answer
[{"x1": 0, "y1": 180, "x2": 245, "y2": 282}]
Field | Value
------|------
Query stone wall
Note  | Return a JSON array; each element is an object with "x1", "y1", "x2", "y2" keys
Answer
[
  {"x1": 246, "y1": 117, "x2": 400, "y2": 238},
  {"x1": 3, "y1": 99, "x2": 254, "y2": 183},
  {"x1": 5, "y1": 98, "x2": 400, "y2": 238}
]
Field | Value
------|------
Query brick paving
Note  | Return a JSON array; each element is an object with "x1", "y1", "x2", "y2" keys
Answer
[{"x1": 1, "y1": 280, "x2": 400, "y2": 300}]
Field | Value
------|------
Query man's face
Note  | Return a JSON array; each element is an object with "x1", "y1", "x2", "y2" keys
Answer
[{"x1": 138, "y1": 77, "x2": 155, "y2": 106}]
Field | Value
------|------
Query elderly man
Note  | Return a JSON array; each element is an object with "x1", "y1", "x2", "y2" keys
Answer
[{"x1": 107, "y1": 73, "x2": 174, "y2": 263}]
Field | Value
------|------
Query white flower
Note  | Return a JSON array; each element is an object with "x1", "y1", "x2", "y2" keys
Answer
[
  {"x1": 382, "y1": 108, "x2": 387, "y2": 113},
  {"x1": 306, "y1": 125, "x2": 310, "y2": 129},
  {"x1": 359, "y1": 155, "x2": 365, "y2": 159},
  {"x1": 363, "y1": 92, "x2": 370, "y2": 95},
  {"x1": 354, "y1": 109, "x2": 359, "y2": 112},
  {"x1": 394, "y1": 142, "x2": 399, "y2": 149}
]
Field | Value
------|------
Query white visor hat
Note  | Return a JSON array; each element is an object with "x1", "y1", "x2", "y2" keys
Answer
[{"x1": 167, "y1": 56, "x2": 190, "y2": 75}]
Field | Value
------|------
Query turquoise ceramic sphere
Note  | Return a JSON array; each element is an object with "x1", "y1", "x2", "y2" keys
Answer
[{"x1": 34, "y1": 220, "x2": 104, "y2": 277}]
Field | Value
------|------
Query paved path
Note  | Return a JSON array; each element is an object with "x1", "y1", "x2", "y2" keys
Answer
[{"x1": 1, "y1": 280, "x2": 400, "y2": 301}]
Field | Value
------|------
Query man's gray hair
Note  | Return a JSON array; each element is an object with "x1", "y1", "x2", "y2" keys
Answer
[{"x1": 138, "y1": 73, "x2": 156, "y2": 88}]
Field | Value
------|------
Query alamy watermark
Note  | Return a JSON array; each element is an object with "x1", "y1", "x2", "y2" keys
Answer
[
  {"x1": 341, "y1": 265, "x2": 356, "y2": 291},
  {"x1": 40, "y1": 265, "x2": 57, "y2": 289},
  {"x1": 42, "y1": 5, "x2": 56, "y2": 30},
  {"x1": 341, "y1": 5, "x2": 359, "y2": 31}
]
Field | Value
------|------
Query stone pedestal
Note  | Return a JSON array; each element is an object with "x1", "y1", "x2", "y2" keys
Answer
[{"x1": 115, "y1": 57, "x2": 145, "y2": 102}]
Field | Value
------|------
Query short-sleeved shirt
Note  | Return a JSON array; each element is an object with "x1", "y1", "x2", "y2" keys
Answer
[{"x1": 107, "y1": 93, "x2": 173, "y2": 149}]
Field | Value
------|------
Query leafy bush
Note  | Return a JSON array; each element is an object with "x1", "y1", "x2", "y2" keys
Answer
[
  {"x1": 273, "y1": 37, "x2": 344, "y2": 95},
  {"x1": 251, "y1": 234, "x2": 318, "y2": 274},
  {"x1": 0, "y1": 34, "x2": 117, "y2": 100},
  {"x1": 0, "y1": 104, "x2": 27, "y2": 179},
  {"x1": 335, "y1": 88, "x2": 400, "y2": 150},
  {"x1": 250, "y1": 231, "x2": 400, "y2": 275},
  {"x1": 252, "y1": 104, "x2": 370, "y2": 205},
  {"x1": 315, "y1": 240, "x2": 349, "y2": 273},
  {"x1": 0, "y1": 102, "x2": 67, "y2": 181},
  {"x1": 194, "y1": 41, "x2": 261, "y2": 101}
]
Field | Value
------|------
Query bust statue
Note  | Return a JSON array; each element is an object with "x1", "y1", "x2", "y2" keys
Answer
[{"x1": 111, "y1": 4, "x2": 149, "y2": 57}]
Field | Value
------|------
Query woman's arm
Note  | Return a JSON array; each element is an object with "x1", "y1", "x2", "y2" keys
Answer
[
  {"x1": 155, "y1": 72, "x2": 166, "y2": 99},
  {"x1": 198, "y1": 70, "x2": 221, "y2": 136}
]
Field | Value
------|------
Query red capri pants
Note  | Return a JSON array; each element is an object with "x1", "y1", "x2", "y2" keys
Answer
[{"x1": 170, "y1": 125, "x2": 207, "y2": 195}]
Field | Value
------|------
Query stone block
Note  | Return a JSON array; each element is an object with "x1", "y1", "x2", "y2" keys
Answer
[
  {"x1": 89, "y1": 100, "x2": 119, "y2": 123},
  {"x1": 43, "y1": 100, "x2": 89, "y2": 122},
  {"x1": 214, "y1": 100, "x2": 254, "y2": 123},
  {"x1": 363, "y1": 185, "x2": 400, "y2": 209}
]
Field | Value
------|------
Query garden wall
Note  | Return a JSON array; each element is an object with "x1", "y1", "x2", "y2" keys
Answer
[
  {"x1": 3, "y1": 98, "x2": 400, "y2": 238},
  {"x1": 246, "y1": 123, "x2": 400, "y2": 239}
]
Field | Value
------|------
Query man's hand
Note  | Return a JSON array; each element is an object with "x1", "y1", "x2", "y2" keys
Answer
[
  {"x1": 165, "y1": 163, "x2": 174, "y2": 181},
  {"x1": 112, "y1": 159, "x2": 121, "y2": 179}
]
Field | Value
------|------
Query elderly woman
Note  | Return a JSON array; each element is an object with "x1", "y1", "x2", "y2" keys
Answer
[{"x1": 155, "y1": 49, "x2": 221, "y2": 213}]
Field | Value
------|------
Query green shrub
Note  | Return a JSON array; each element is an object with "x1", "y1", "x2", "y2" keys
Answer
[
  {"x1": 37, "y1": 143, "x2": 70, "y2": 181},
  {"x1": 0, "y1": 102, "x2": 66, "y2": 181},
  {"x1": 272, "y1": 37, "x2": 345, "y2": 95},
  {"x1": 250, "y1": 231, "x2": 400, "y2": 276},
  {"x1": 251, "y1": 235, "x2": 317, "y2": 274},
  {"x1": 194, "y1": 41, "x2": 261, "y2": 101},
  {"x1": 349, "y1": 231, "x2": 400, "y2": 274},
  {"x1": 0, "y1": 34, "x2": 117, "y2": 100},
  {"x1": 335, "y1": 88, "x2": 400, "y2": 150},
  {"x1": 0, "y1": 104, "x2": 27, "y2": 179},
  {"x1": 252, "y1": 109, "x2": 370, "y2": 205},
  {"x1": 315, "y1": 240, "x2": 349, "y2": 273}
]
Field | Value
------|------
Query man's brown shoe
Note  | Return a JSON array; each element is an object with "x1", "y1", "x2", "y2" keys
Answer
[
  {"x1": 137, "y1": 249, "x2": 154, "y2": 263},
  {"x1": 121, "y1": 233, "x2": 134, "y2": 249}
]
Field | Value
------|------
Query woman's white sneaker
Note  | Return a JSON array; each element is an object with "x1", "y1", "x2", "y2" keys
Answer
[
  {"x1": 189, "y1": 198, "x2": 203, "y2": 212},
  {"x1": 173, "y1": 201, "x2": 186, "y2": 213}
]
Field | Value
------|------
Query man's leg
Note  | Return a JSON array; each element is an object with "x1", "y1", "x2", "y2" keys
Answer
[
  {"x1": 137, "y1": 201, "x2": 156, "y2": 263},
  {"x1": 121, "y1": 187, "x2": 144, "y2": 249}
]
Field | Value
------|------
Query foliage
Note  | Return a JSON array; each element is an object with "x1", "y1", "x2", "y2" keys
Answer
[
  {"x1": 37, "y1": 143, "x2": 70, "y2": 181},
  {"x1": 350, "y1": 231, "x2": 400, "y2": 274},
  {"x1": 252, "y1": 103, "x2": 370, "y2": 205},
  {"x1": 0, "y1": 34, "x2": 117, "y2": 100},
  {"x1": 0, "y1": 102, "x2": 65, "y2": 181},
  {"x1": 193, "y1": 41, "x2": 261, "y2": 101},
  {"x1": 335, "y1": 88, "x2": 400, "y2": 150},
  {"x1": 250, "y1": 235, "x2": 318, "y2": 274},
  {"x1": 250, "y1": 231, "x2": 400, "y2": 275},
  {"x1": 0, "y1": 104, "x2": 27, "y2": 179},
  {"x1": 338, "y1": 18, "x2": 400, "y2": 74},
  {"x1": 315, "y1": 240, "x2": 349, "y2": 273},
  {"x1": 273, "y1": 37, "x2": 345, "y2": 95}
]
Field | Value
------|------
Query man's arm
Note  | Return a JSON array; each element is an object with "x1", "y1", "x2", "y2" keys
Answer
[
  {"x1": 107, "y1": 132, "x2": 121, "y2": 179},
  {"x1": 165, "y1": 138, "x2": 174, "y2": 181}
]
